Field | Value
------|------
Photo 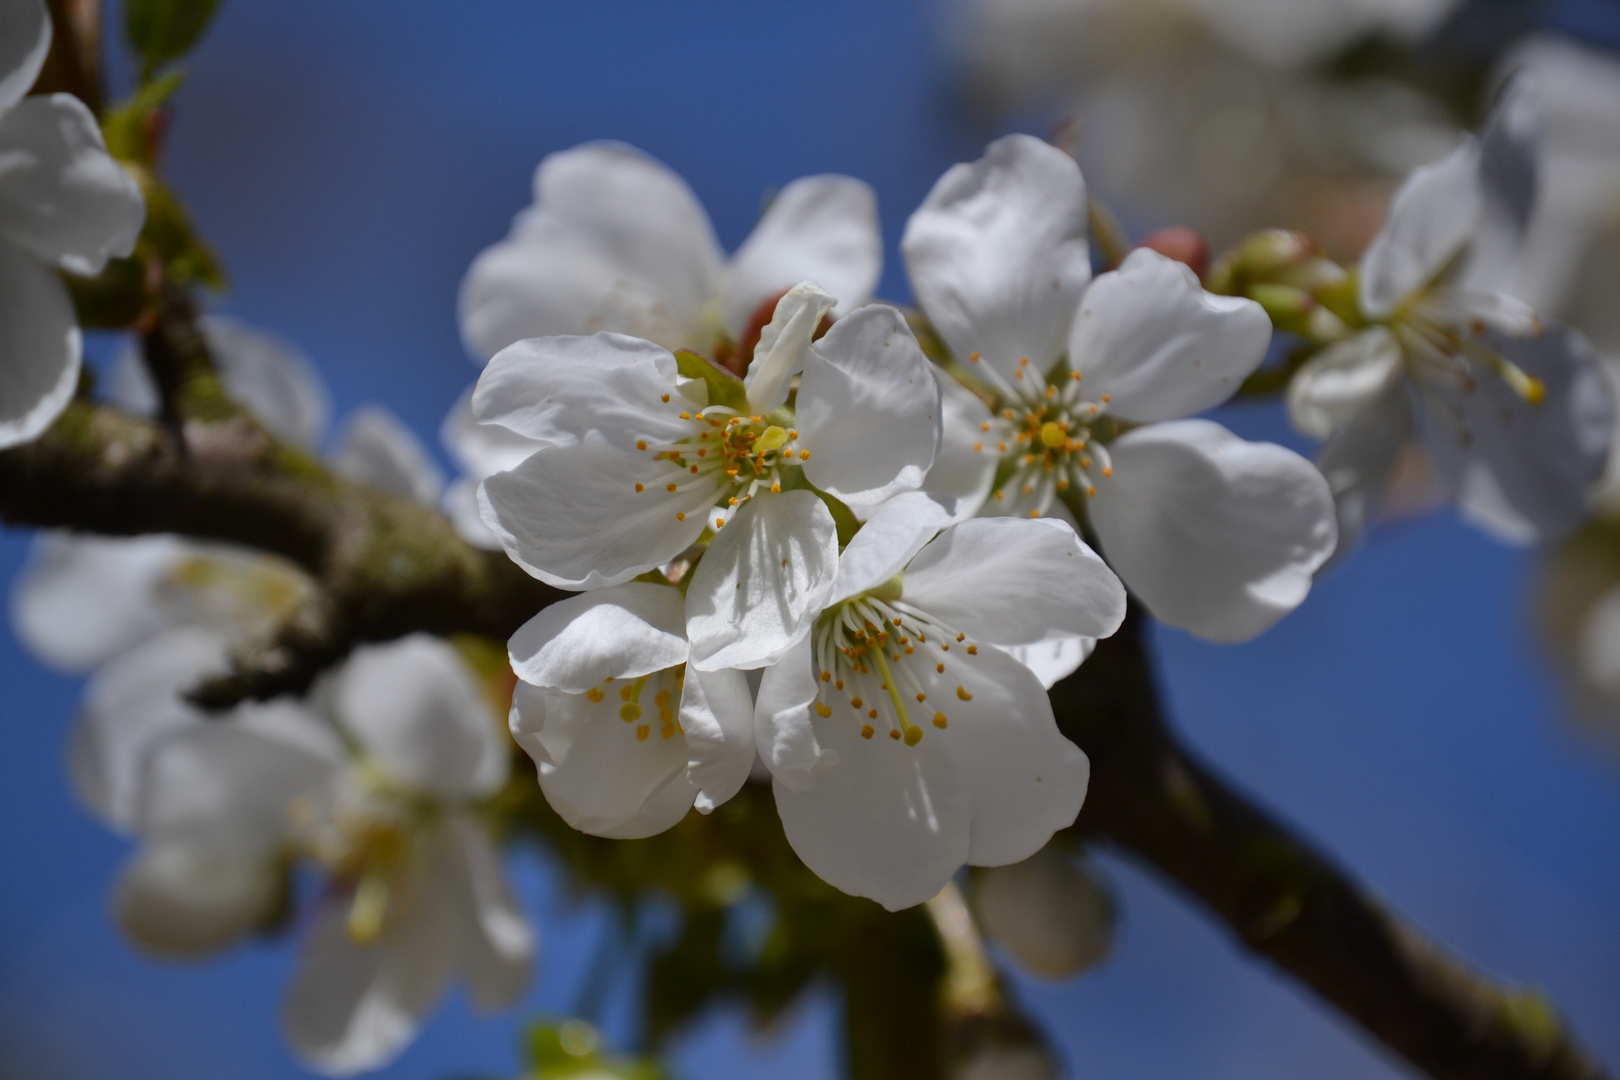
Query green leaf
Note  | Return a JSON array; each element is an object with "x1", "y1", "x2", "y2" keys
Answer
[
  {"x1": 102, "y1": 70, "x2": 186, "y2": 164},
  {"x1": 124, "y1": 0, "x2": 222, "y2": 77},
  {"x1": 674, "y1": 349, "x2": 748, "y2": 413}
]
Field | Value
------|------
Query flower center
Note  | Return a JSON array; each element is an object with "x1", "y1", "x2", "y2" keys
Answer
[
  {"x1": 1390, "y1": 293, "x2": 1545, "y2": 406},
  {"x1": 967, "y1": 355, "x2": 1115, "y2": 517},
  {"x1": 583, "y1": 665, "x2": 686, "y2": 744},
  {"x1": 632, "y1": 406, "x2": 811, "y2": 526},
  {"x1": 810, "y1": 590, "x2": 981, "y2": 747}
]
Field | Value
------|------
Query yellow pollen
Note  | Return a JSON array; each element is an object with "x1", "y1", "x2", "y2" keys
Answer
[
  {"x1": 956, "y1": 686, "x2": 973, "y2": 701},
  {"x1": 661, "y1": 394, "x2": 671, "y2": 403},
  {"x1": 1040, "y1": 421, "x2": 1066, "y2": 448},
  {"x1": 679, "y1": 412, "x2": 691, "y2": 420},
  {"x1": 851, "y1": 697, "x2": 863, "y2": 708},
  {"x1": 933, "y1": 713, "x2": 948, "y2": 728},
  {"x1": 915, "y1": 693, "x2": 927, "y2": 702},
  {"x1": 868, "y1": 708, "x2": 878, "y2": 719},
  {"x1": 636, "y1": 724, "x2": 649, "y2": 741},
  {"x1": 676, "y1": 512, "x2": 686, "y2": 521},
  {"x1": 998, "y1": 442, "x2": 1008, "y2": 453},
  {"x1": 888, "y1": 729, "x2": 901, "y2": 740},
  {"x1": 654, "y1": 689, "x2": 670, "y2": 708},
  {"x1": 666, "y1": 483, "x2": 678, "y2": 493},
  {"x1": 936, "y1": 663, "x2": 945, "y2": 673},
  {"x1": 636, "y1": 440, "x2": 647, "y2": 451},
  {"x1": 1070, "y1": 371, "x2": 1081, "y2": 381},
  {"x1": 1087, "y1": 485, "x2": 1096, "y2": 496},
  {"x1": 973, "y1": 442, "x2": 983, "y2": 452},
  {"x1": 816, "y1": 702, "x2": 833, "y2": 718},
  {"x1": 635, "y1": 483, "x2": 644, "y2": 493},
  {"x1": 1102, "y1": 467, "x2": 1113, "y2": 477},
  {"x1": 788, "y1": 429, "x2": 798, "y2": 439},
  {"x1": 956, "y1": 633, "x2": 965, "y2": 642},
  {"x1": 821, "y1": 671, "x2": 832, "y2": 682},
  {"x1": 966, "y1": 645, "x2": 978, "y2": 655},
  {"x1": 1019, "y1": 356, "x2": 1030, "y2": 367},
  {"x1": 661, "y1": 723, "x2": 676, "y2": 739},
  {"x1": 715, "y1": 518, "x2": 725, "y2": 528},
  {"x1": 689, "y1": 464, "x2": 699, "y2": 474},
  {"x1": 1101, "y1": 394, "x2": 1111, "y2": 403},
  {"x1": 980, "y1": 422, "x2": 991, "y2": 432},
  {"x1": 862, "y1": 724, "x2": 875, "y2": 739},
  {"x1": 585, "y1": 688, "x2": 604, "y2": 703},
  {"x1": 969, "y1": 351, "x2": 981, "y2": 362},
  {"x1": 799, "y1": 449, "x2": 811, "y2": 460},
  {"x1": 771, "y1": 483, "x2": 781, "y2": 493}
]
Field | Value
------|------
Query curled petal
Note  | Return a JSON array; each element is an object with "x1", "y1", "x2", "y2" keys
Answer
[
  {"x1": 0, "y1": 237, "x2": 77, "y2": 449},
  {"x1": 1069, "y1": 249, "x2": 1271, "y2": 423},
  {"x1": 902, "y1": 133, "x2": 1091, "y2": 383},
  {"x1": 508, "y1": 581, "x2": 687, "y2": 692},
  {"x1": 681, "y1": 665, "x2": 757, "y2": 814},
  {"x1": 1090, "y1": 420, "x2": 1337, "y2": 643},
  {"x1": 744, "y1": 279, "x2": 835, "y2": 414},
  {"x1": 753, "y1": 634, "x2": 838, "y2": 794},
  {"x1": 1287, "y1": 327, "x2": 1403, "y2": 440},
  {"x1": 723, "y1": 174, "x2": 880, "y2": 333},
  {"x1": 798, "y1": 305, "x2": 942, "y2": 507},
  {"x1": 1360, "y1": 139, "x2": 1482, "y2": 318},
  {"x1": 827, "y1": 491, "x2": 955, "y2": 607}
]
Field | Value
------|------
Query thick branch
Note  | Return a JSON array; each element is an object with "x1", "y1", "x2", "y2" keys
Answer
[{"x1": 1057, "y1": 608, "x2": 1607, "y2": 1080}]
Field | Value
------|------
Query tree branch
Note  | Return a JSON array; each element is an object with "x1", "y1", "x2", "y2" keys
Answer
[
  {"x1": 0, "y1": 396, "x2": 1607, "y2": 1080},
  {"x1": 1057, "y1": 607, "x2": 1608, "y2": 1080}
]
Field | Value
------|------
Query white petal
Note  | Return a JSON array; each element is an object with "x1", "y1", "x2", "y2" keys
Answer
[
  {"x1": 901, "y1": 133, "x2": 1090, "y2": 382},
  {"x1": 331, "y1": 405, "x2": 444, "y2": 505},
  {"x1": 68, "y1": 626, "x2": 227, "y2": 831},
  {"x1": 681, "y1": 665, "x2": 758, "y2": 813},
  {"x1": 797, "y1": 304, "x2": 942, "y2": 507},
  {"x1": 901, "y1": 517, "x2": 1126, "y2": 685},
  {"x1": 1359, "y1": 139, "x2": 1483, "y2": 318},
  {"x1": 1090, "y1": 420, "x2": 1338, "y2": 643},
  {"x1": 923, "y1": 371, "x2": 998, "y2": 520},
  {"x1": 999, "y1": 637, "x2": 1096, "y2": 691},
  {"x1": 445, "y1": 815, "x2": 534, "y2": 1011},
  {"x1": 0, "y1": 0, "x2": 49, "y2": 116},
  {"x1": 202, "y1": 316, "x2": 331, "y2": 449},
  {"x1": 1068, "y1": 249, "x2": 1271, "y2": 422},
  {"x1": 283, "y1": 834, "x2": 462, "y2": 1077},
  {"x1": 1287, "y1": 327, "x2": 1404, "y2": 440},
  {"x1": 0, "y1": 94, "x2": 143, "y2": 275},
  {"x1": 753, "y1": 634, "x2": 838, "y2": 794},
  {"x1": 722, "y1": 175, "x2": 881, "y2": 333},
  {"x1": 335, "y1": 635, "x2": 507, "y2": 799},
  {"x1": 827, "y1": 491, "x2": 955, "y2": 607},
  {"x1": 685, "y1": 491, "x2": 839, "y2": 671},
  {"x1": 114, "y1": 840, "x2": 281, "y2": 958},
  {"x1": 479, "y1": 435, "x2": 714, "y2": 590},
  {"x1": 441, "y1": 383, "x2": 544, "y2": 477},
  {"x1": 508, "y1": 581, "x2": 687, "y2": 692},
  {"x1": 509, "y1": 677, "x2": 693, "y2": 838},
  {"x1": 441, "y1": 477, "x2": 502, "y2": 550},
  {"x1": 472, "y1": 332, "x2": 687, "y2": 449},
  {"x1": 458, "y1": 141, "x2": 722, "y2": 359},
  {"x1": 0, "y1": 237, "x2": 77, "y2": 449},
  {"x1": 1459, "y1": 75, "x2": 1539, "y2": 292},
  {"x1": 743, "y1": 280, "x2": 835, "y2": 414},
  {"x1": 10, "y1": 532, "x2": 191, "y2": 671},
  {"x1": 1418, "y1": 324, "x2": 1614, "y2": 543},
  {"x1": 1315, "y1": 386, "x2": 1414, "y2": 558},
  {"x1": 971, "y1": 847, "x2": 1113, "y2": 980}
]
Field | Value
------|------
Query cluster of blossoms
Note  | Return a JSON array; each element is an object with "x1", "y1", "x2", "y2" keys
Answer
[{"x1": 457, "y1": 133, "x2": 1339, "y2": 908}]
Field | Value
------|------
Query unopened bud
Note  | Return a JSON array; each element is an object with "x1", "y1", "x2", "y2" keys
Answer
[
  {"x1": 971, "y1": 847, "x2": 1114, "y2": 980},
  {"x1": 1246, "y1": 283, "x2": 1316, "y2": 330},
  {"x1": 1135, "y1": 226, "x2": 1209, "y2": 279},
  {"x1": 1207, "y1": 229, "x2": 1317, "y2": 295}
]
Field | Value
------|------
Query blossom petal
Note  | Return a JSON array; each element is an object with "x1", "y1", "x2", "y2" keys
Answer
[
  {"x1": 827, "y1": 491, "x2": 955, "y2": 607},
  {"x1": 1068, "y1": 249, "x2": 1271, "y2": 422},
  {"x1": 722, "y1": 174, "x2": 881, "y2": 333},
  {"x1": 1089, "y1": 420, "x2": 1337, "y2": 643},
  {"x1": 743, "y1": 280, "x2": 835, "y2": 414},
  {"x1": 901, "y1": 517, "x2": 1125, "y2": 687},
  {"x1": 798, "y1": 304, "x2": 942, "y2": 507},
  {"x1": 446, "y1": 815, "x2": 534, "y2": 1011},
  {"x1": 901, "y1": 133, "x2": 1090, "y2": 382},
  {"x1": 686, "y1": 491, "x2": 839, "y2": 671},
  {"x1": 1418, "y1": 324, "x2": 1614, "y2": 543},
  {"x1": 442, "y1": 478, "x2": 501, "y2": 550},
  {"x1": 753, "y1": 634, "x2": 838, "y2": 794},
  {"x1": 923, "y1": 371, "x2": 998, "y2": 520},
  {"x1": 509, "y1": 678, "x2": 693, "y2": 838},
  {"x1": 283, "y1": 833, "x2": 462, "y2": 1077},
  {"x1": 441, "y1": 384, "x2": 544, "y2": 477},
  {"x1": 508, "y1": 581, "x2": 687, "y2": 693},
  {"x1": 114, "y1": 840, "x2": 282, "y2": 958},
  {"x1": 332, "y1": 405, "x2": 444, "y2": 505},
  {"x1": 1359, "y1": 139, "x2": 1482, "y2": 318},
  {"x1": 1460, "y1": 75, "x2": 1539, "y2": 291},
  {"x1": 472, "y1": 332, "x2": 687, "y2": 450},
  {"x1": 0, "y1": 236, "x2": 77, "y2": 449},
  {"x1": 458, "y1": 141, "x2": 723, "y2": 359},
  {"x1": 335, "y1": 635, "x2": 507, "y2": 799},
  {"x1": 681, "y1": 665, "x2": 757, "y2": 814},
  {"x1": 972, "y1": 847, "x2": 1114, "y2": 980},
  {"x1": 0, "y1": 94, "x2": 143, "y2": 275},
  {"x1": 1315, "y1": 385, "x2": 1414, "y2": 557},
  {"x1": 0, "y1": 0, "x2": 49, "y2": 116},
  {"x1": 479, "y1": 435, "x2": 714, "y2": 590},
  {"x1": 1286, "y1": 327, "x2": 1403, "y2": 440}
]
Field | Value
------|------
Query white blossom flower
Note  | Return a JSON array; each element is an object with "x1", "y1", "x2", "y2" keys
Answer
[
  {"x1": 906, "y1": 134, "x2": 1337, "y2": 642},
  {"x1": 331, "y1": 404, "x2": 445, "y2": 506},
  {"x1": 78, "y1": 634, "x2": 533, "y2": 1077},
  {"x1": 1289, "y1": 82, "x2": 1616, "y2": 547},
  {"x1": 507, "y1": 581, "x2": 754, "y2": 837},
  {"x1": 473, "y1": 286, "x2": 940, "y2": 670},
  {"x1": 0, "y1": 0, "x2": 144, "y2": 448},
  {"x1": 439, "y1": 385, "x2": 545, "y2": 549},
  {"x1": 970, "y1": 846, "x2": 1114, "y2": 979},
  {"x1": 753, "y1": 492, "x2": 1127, "y2": 910},
  {"x1": 459, "y1": 141, "x2": 880, "y2": 362}
]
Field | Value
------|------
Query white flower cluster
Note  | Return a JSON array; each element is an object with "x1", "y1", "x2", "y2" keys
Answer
[{"x1": 457, "y1": 133, "x2": 1338, "y2": 910}]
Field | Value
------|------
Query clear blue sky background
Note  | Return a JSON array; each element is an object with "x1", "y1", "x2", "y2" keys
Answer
[{"x1": 4, "y1": 2, "x2": 1620, "y2": 1078}]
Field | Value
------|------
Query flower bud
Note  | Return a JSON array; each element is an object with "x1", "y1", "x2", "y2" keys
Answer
[
  {"x1": 1135, "y1": 226, "x2": 1209, "y2": 279},
  {"x1": 1206, "y1": 229, "x2": 1316, "y2": 296},
  {"x1": 971, "y1": 846, "x2": 1114, "y2": 980}
]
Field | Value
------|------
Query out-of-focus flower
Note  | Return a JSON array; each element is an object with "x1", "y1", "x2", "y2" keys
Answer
[
  {"x1": 971, "y1": 845, "x2": 1115, "y2": 979},
  {"x1": 459, "y1": 141, "x2": 880, "y2": 362},
  {"x1": 331, "y1": 404, "x2": 445, "y2": 506},
  {"x1": 945, "y1": 0, "x2": 1460, "y2": 251},
  {"x1": 754, "y1": 493, "x2": 1126, "y2": 910},
  {"x1": 908, "y1": 134, "x2": 1337, "y2": 643},
  {"x1": 1289, "y1": 83, "x2": 1615, "y2": 548},
  {"x1": 78, "y1": 633, "x2": 533, "y2": 1077},
  {"x1": 0, "y1": 0, "x2": 144, "y2": 448},
  {"x1": 507, "y1": 581, "x2": 753, "y2": 836}
]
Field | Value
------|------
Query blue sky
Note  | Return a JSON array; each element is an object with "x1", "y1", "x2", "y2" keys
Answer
[{"x1": 3, "y1": 2, "x2": 1620, "y2": 1078}]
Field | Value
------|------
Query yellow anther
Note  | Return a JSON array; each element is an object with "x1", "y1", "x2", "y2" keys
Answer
[
  {"x1": 661, "y1": 393, "x2": 671, "y2": 403},
  {"x1": 851, "y1": 697, "x2": 863, "y2": 708},
  {"x1": 654, "y1": 689, "x2": 670, "y2": 708},
  {"x1": 966, "y1": 645, "x2": 978, "y2": 655},
  {"x1": 661, "y1": 723, "x2": 676, "y2": 740},
  {"x1": 835, "y1": 679, "x2": 844, "y2": 690},
  {"x1": 969, "y1": 351, "x2": 981, "y2": 362},
  {"x1": 956, "y1": 686, "x2": 973, "y2": 701},
  {"x1": 821, "y1": 671, "x2": 832, "y2": 682},
  {"x1": 788, "y1": 429, "x2": 798, "y2": 439},
  {"x1": 1087, "y1": 485, "x2": 1097, "y2": 496},
  {"x1": 980, "y1": 422, "x2": 991, "y2": 432},
  {"x1": 1101, "y1": 394, "x2": 1111, "y2": 403},
  {"x1": 1040, "y1": 421, "x2": 1066, "y2": 448},
  {"x1": 862, "y1": 724, "x2": 875, "y2": 739},
  {"x1": 888, "y1": 729, "x2": 901, "y2": 740},
  {"x1": 689, "y1": 464, "x2": 699, "y2": 474},
  {"x1": 816, "y1": 702, "x2": 833, "y2": 718},
  {"x1": 973, "y1": 442, "x2": 983, "y2": 452},
  {"x1": 1070, "y1": 370, "x2": 1081, "y2": 381},
  {"x1": 915, "y1": 692, "x2": 927, "y2": 702},
  {"x1": 956, "y1": 633, "x2": 965, "y2": 642},
  {"x1": 936, "y1": 663, "x2": 945, "y2": 673},
  {"x1": 636, "y1": 440, "x2": 648, "y2": 451},
  {"x1": 799, "y1": 449, "x2": 811, "y2": 460},
  {"x1": 868, "y1": 708, "x2": 878, "y2": 719},
  {"x1": 771, "y1": 483, "x2": 781, "y2": 494},
  {"x1": 676, "y1": 512, "x2": 686, "y2": 521},
  {"x1": 1102, "y1": 467, "x2": 1113, "y2": 477},
  {"x1": 933, "y1": 712, "x2": 948, "y2": 729},
  {"x1": 636, "y1": 724, "x2": 650, "y2": 741},
  {"x1": 679, "y1": 412, "x2": 691, "y2": 420},
  {"x1": 585, "y1": 687, "x2": 604, "y2": 703},
  {"x1": 635, "y1": 483, "x2": 645, "y2": 493},
  {"x1": 666, "y1": 483, "x2": 678, "y2": 493}
]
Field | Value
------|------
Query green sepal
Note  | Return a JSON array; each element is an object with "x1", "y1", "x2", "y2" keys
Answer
[
  {"x1": 125, "y1": 0, "x2": 222, "y2": 80},
  {"x1": 102, "y1": 70, "x2": 186, "y2": 164},
  {"x1": 674, "y1": 349, "x2": 748, "y2": 413}
]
